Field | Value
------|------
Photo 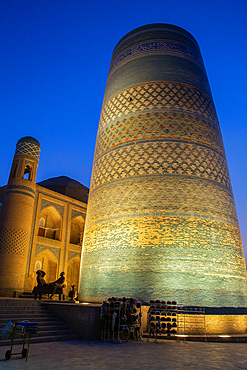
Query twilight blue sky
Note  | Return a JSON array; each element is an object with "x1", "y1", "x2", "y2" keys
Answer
[{"x1": 1, "y1": 0, "x2": 247, "y2": 256}]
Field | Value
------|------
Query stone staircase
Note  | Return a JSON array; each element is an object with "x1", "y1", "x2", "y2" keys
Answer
[{"x1": 0, "y1": 298, "x2": 78, "y2": 346}]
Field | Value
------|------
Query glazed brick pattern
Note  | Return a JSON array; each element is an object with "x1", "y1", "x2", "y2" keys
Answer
[
  {"x1": 81, "y1": 216, "x2": 247, "y2": 306},
  {"x1": 90, "y1": 140, "x2": 230, "y2": 192},
  {"x1": 0, "y1": 228, "x2": 29, "y2": 256},
  {"x1": 35, "y1": 243, "x2": 61, "y2": 260},
  {"x1": 5, "y1": 184, "x2": 35, "y2": 199},
  {"x1": 79, "y1": 25, "x2": 247, "y2": 306},
  {"x1": 41, "y1": 199, "x2": 64, "y2": 216},
  {"x1": 15, "y1": 141, "x2": 40, "y2": 158},
  {"x1": 109, "y1": 40, "x2": 204, "y2": 73},
  {"x1": 95, "y1": 109, "x2": 224, "y2": 160},
  {"x1": 98, "y1": 82, "x2": 217, "y2": 132},
  {"x1": 86, "y1": 177, "x2": 238, "y2": 227}
]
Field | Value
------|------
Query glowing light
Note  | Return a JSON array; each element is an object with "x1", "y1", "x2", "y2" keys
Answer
[
  {"x1": 218, "y1": 335, "x2": 231, "y2": 338},
  {"x1": 175, "y1": 335, "x2": 188, "y2": 337}
]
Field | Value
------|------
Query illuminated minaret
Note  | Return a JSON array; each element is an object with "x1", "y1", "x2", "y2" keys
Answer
[
  {"x1": 0, "y1": 137, "x2": 40, "y2": 296},
  {"x1": 79, "y1": 24, "x2": 247, "y2": 306}
]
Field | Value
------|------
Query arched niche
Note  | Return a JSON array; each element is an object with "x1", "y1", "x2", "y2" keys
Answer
[
  {"x1": 32, "y1": 249, "x2": 58, "y2": 288},
  {"x1": 23, "y1": 164, "x2": 32, "y2": 180},
  {"x1": 38, "y1": 206, "x2": 62, "y2": 240},
  {"x1": 67, "y1": 255, "x2": 80, "y2": 292},
  {"x1": 70, "y1": 215, "x2": 85, "y2": 245}
]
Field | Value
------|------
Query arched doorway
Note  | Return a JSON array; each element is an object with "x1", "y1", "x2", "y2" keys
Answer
[{"x1": 32, "y1": 249, "x2": 58, "y2": 289}]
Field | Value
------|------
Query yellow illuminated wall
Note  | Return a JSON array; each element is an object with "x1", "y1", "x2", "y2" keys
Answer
[{"x1": 78, "y1": 24, "x2": 247, "y2": 306}]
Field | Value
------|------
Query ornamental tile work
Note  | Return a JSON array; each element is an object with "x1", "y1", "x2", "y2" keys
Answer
[
  {"x1": 86, "y1": 177, "x2": 238, "y2": 227},
  {"x1": 109, "y1": 41, "x2": 204, "y2": 73},
  {"x1": 35, "y1": 244, "x2": 60, "y2": 261},
  {"x1": 110, "y1": 42, "x2": 203, "y2": 72},
  {"x1": 36, "y1": 236, "x2": 62, "y2": 247},
  {"x1": 41, "y1": 199, "x2": 64, "y2": 217},
  {"x1": 68, "y1": 250, "x2": 81, "y2": 262},
  {"x1": 80, "y1": 216, "x2": 247, "y2": 306},
  {"x1": 71, "y1": 209, "x2": 86, "y2": 220},
  {"x1": 5, "y1": 184, "x2": 35, "y2": 199},
  {"x1": 96, "y1": 108, "x2": 224, "y2": 160},
  {"x1": 0, "y1": 228, "x2": 29, "y2": 256},
  {"x1": 5, "y1": 190, "x2": 35, "y2": 199},
  {"x1": 15, "y1": 141, "x2": 40, "y2": 158},
  {"x1": 98, "y1": 82, "x2": 218, "y2": 132},
  {"x1": 91, "y1": 141, "x2": 230, "y2": 192},
  {"x1": 7, "y1": 185, "x2": 35, "y2": 194},
  {"x1": 79, "y1": 24, "x2": 247, "y2": 306}
]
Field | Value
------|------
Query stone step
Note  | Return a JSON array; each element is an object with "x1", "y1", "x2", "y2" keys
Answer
[
  {"x1": 0, "y1": 310, "x2": 57, "y2": 316},
  {"x1": 33, "y1": 325, "x2": 68, "y2": 332},
  {"x1": 0, "y1": 308, "x2": 47, "y2": 313},
  {"x1": 0, "y1": 298, "x2": 78, "y2": 345},
  {"x1": 0, "y1": 320, "x2": 63, "y2": 329},
  {"x1": 18, "y1": 292, "x2": 35, "y2": 299},
  {"x1": 0, "y1": 310, "x2": 55, "y2": 316},
  {"x1": 0, "y1": 324, "x2": 66, "y2": 336},
  {"x1": 0, "y1": 298, "x2": 67, "y2": 307},
  {"x1": 0, "y1": 299, "x2": 42, "y2": 307},
  {"x1": 0, "y1": 333, "x2": 78, "y2": 346},
  {"x1": 0, "y1": 315, "x2": 65, "y2": 328},
  {"x1": 0, "y1": 328, "x2": 74, "y2": 341},
  {"x1": 0, "y1": 303, "x2": 46, "y2": 309},
  {"x1": 0, "y1": 313, "x2": 49, "y2": 319}
]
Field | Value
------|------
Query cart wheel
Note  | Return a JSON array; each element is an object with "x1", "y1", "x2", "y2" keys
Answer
[
  {"x1": 5, "y1": 350, "x2": 11, "y2": 360},
  {"x1": 22, "y1": 348, "x2": 27, "y2": 358}
]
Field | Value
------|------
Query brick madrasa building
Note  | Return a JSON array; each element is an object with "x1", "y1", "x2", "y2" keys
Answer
[
  {"x1": 1, "y1": 24, "x2": 247, "y2": 308},
  {"x1": 0, "y1": 136, "x2": 88, "y2": 296}
]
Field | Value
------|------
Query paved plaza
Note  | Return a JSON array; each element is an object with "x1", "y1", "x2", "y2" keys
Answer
[{"x1": 0, "y1": 339, "x2": 247, "y2": 369}]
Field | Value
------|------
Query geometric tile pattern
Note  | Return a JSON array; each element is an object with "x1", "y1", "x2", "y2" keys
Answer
[
  {"x1": 6, "y1": 184, "x2": 35, "y2": 194},
  {"x1": 35, "y1": 243, "x2": 60, "y2": 261},
  {"x1": 86, "y1": 176, "x2": 238, "y2": 228},
  {"x1": 41, "y1": 199, "x2": 64, "y2": 217},
  {"x1": 68, "y1": 250, "x2": 81, "y2": 262},
  {"x1": 16, "y1": 141, "x2": 40, "y2": 158},
  {"x1": 99, "y1": 82, "x2": 218, "y2": 131},
  {"x1": 5, "y1": 190, "x2": 35, "y2": 199},
  {"x1": 37, "y1": 236, "x2": 62, "y2": 247},
  {"x1": 0, "y1": 228, "x2": 29, "y2": 256},
  {"x1": 91, "y1": 141, "x2": 231, "y2": 191},
  {"x1": 71, "y1": 209, "x2": 86, "y2": 220},
  {"x1": 5, "y1": 184, "x2": 36, "y2": 199},
  {"x1": 110, "y1": 41, "x2": 204, "y2": 73},
  {"x1": 95, "y1": 110, "x2": 224, "y2": 159}
]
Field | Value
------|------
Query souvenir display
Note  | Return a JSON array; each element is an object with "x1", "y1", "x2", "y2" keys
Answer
[{"x1": 100, "y1": 297, "x2": 143, "y2": 343}]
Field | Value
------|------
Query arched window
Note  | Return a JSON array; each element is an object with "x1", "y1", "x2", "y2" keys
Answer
[
  {"x1": 38, "y1": 206, "x2": 61, "y2": 240},
  {"x1": 70, "y1": 216, "x2": 85, "y2": 245},
  {"x1": 39, "y1": 217, "x2": 45, "y2": 227},
  {"x1": 23, "y1": 165, "x2": 32, "y2": 180}
]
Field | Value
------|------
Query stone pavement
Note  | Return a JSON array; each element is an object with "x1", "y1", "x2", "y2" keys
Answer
[{"x1": 0, "y1": 339, "x2": 247, "y2": 370}]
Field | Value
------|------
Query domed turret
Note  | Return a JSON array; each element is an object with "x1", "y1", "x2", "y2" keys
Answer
[{"x1": 0, "y1": 137, "x2": 40, "y2": 296}]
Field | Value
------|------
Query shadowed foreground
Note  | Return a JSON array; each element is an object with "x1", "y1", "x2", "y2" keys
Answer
[{"x1": 0, "y1": 339, "x2": 247, "y2": 369}]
